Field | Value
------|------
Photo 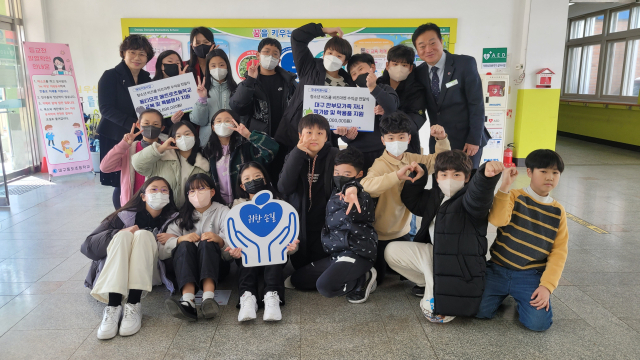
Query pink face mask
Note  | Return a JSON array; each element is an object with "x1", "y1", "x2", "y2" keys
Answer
[{"x1": 188, "y1": 189, "x2": 212, "y2": 208}]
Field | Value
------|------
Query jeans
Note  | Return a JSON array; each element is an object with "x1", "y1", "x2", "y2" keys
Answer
[
  {"x1": 409, "y1": 215, "x2": 417, "y2": 240},
  {"x1": 476, "y1": 262, "x2": 553, "y2": 331},
  {"x1": 290, "y1": 253, "x2": 372, "y2": 298}
]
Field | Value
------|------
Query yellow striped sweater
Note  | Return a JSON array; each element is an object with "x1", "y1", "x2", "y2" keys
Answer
[{"x1": 488, "y1": 188, "x2": 569, "y2": 293}]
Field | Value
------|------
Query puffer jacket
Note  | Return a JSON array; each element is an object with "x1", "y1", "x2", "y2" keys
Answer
[{"x1": 190, "y1": 80, "x2": 231, "y2": 146}]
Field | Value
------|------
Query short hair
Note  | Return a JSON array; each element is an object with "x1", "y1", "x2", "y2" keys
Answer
[
  {"x1": 379, "y1": 111, "x2": 413, "y2": 135},
  {"x1": 412, "y1": 23, "x2": 442, "y2": 47},
  {"x1": 347, "y1": 53, "x2": 375, "y2": 73},
  {"x1": 119, "y1": 34, "x2": 154, "y2": 60},
  {"x1": 44, "y1": 125, "x2": 53, "y2": 130},
  {"x1": 387, "y1": 45, "x2": 415, "y2": 65},
  {"x1": 298, "y1": 114, "x2": 330, "y2": 134},
  {"x1": 525, "y1": 149, "x2": 565, "y2": 173},
  {"x1": 138, "y1": 108, "x2": 163, "y2": 122},
  {"x1": 72, "y1": 123, "x2": 81, "y2": 127},
  {"x1": 335, "y1": 147, "x2": 364, "y2": 173},
  {"x1": 324, "y1": 37, "x2": 352, "y2": 61},
  {"x1": 258, "y1": 38, "x2": 282, "y2": 54},
  {"x1": 434, "y1": 150, "x2": 472, "y2": 178}
]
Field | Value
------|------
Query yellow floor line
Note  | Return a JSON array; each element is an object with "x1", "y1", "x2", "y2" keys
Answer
[{"x1": 566, "y1": 213, "x2": 609, "y2": 234}]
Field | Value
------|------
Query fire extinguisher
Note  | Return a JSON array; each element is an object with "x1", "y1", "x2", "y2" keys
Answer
[{"x1": 503, "y1": 143, "x2": 515, "y2": 168}]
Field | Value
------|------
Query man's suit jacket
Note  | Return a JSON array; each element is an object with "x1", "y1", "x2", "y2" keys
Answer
[{"x1": 416, "y1": 51, "x2": 490, "y2": 155}]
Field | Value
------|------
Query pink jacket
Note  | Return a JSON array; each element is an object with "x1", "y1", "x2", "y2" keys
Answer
[{"x1": 100, "y1": 139, "x2": 139, "y2": 206}]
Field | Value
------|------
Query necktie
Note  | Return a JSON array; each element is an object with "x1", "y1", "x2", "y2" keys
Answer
[{"x1": 431, "y1": 66, "x2": 440, "y2": 101}]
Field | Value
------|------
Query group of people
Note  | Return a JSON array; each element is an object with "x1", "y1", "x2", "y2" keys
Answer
[{"x1": 81, "y1": 22, "x2": 569, "y2": 341}]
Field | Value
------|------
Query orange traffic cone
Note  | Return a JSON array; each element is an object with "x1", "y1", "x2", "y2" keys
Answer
[{"x1": 41, "y1": 157, "x2": 48, "y2": 173}]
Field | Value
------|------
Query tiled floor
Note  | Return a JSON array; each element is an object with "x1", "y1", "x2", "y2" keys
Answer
[{"x1": 0, "y1": 136, "x2": 639, "y2": 359}]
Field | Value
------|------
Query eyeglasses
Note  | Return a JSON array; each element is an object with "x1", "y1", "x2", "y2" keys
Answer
[
  {"x1": 188, "y1": 188, "x2": 210, "y2": 196},
  {"x1": 146, "y1": 188, "x2": 169, "y2": 194}
]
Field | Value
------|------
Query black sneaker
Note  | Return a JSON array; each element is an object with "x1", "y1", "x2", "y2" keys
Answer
[
  {"x1": 165, "y1": 298, "x2": 197, "y2": 321},
  {"x1": 201, "y1": 298, "x2": 219, "y2": 319},
  {"x1": 347, "y1": 268, "x2": 378, "y2": 304},
  {"x1": 412, "y1": 285, "x2": 425, "y2": 297}
]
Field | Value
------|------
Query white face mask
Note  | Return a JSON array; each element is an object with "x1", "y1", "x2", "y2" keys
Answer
[
  {"x1": 388, "y1": 65, "x2": 411, "y2": 82},
  {"x1": 214, "y1": 123, "x2": 234, "y2": 137},
  {"x1": 145, "y1": 192, "x2": 170, "y2": 210},
  {"x1": 175, "y1": 135, "x2": 196, "y2": 151},
  {"x1": 210, "y1": 68, "x2": 227, "y2": 81},
  {"x1": 385, "y1": 141, "x2": 408, "y2": 157},
  {"x1": 323, "y1": 55, "x2": 343, "y2": 72},
  {"x1": 437, "y1": 179, "x2": 465, "y2": 198},
  {"x1": 260, "y1": 55, "x2": 279, "y2": 71}
]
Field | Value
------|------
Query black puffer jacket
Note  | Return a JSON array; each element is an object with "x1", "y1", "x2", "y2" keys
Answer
[
  {"x1": 321, "y1": 180, "x2": 377, "y2": 262},
  {"x1": 401, "y1": 163, "x2": 501, "y2": 317}
]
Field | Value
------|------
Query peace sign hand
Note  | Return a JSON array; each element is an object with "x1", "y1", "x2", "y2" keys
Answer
[
  {"x1": 230, "y1": 119, "x2": 251, "y2": 139},
  {"x1": 123, "y1": 123, "x2": 141, "y2": 145},
  {"x1": 178, "y1": 63, "x2": 189, "y2": 75},
  {"x1": 339, "y1": 186, "x2": 361, "y2": 215},
  {"x1": 196, "y1": 76, "x2": 207, "y2": 98}
]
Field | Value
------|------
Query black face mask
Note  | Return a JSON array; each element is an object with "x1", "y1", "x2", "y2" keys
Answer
[
  {"x1": 163, "y1": 63, "x2": 179, "y2": 77},
  {"x1": 333, "y1": 176, "x2": 356, "y2": 190},
  {"x1": 193, "y1": 44, "x2": 212, "y2": 59},
  {"x1": 244, "y1": 178, "x2": 268, "y2": 195},
  {"x1": 141, "y1": 125, "x2": 162, "y2": 139},
  {"x1": 354, "y1": 73, "x2": 369, "y2": 87}
]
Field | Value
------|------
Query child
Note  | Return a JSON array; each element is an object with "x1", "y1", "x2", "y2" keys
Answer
[
  {"x1": 385, "y1": 151, "x2": 503, "y2": 322},
  {"x1": 101, "y1": 108, "x2": 165, "y2": 207},
  {"x1": 275, "y1": 23, "x2": 355, "y2": 149},
  {"x1": 191, "y1": 49, "x2": 238, "y2": 146},
  {"x1": 230, "y1": 37, "x2": 297, "y2": 188},
  {"x1": 278, "y1": 114, "x2": 339, "y2": 271},
  {"x1": 360, "y1": 111, "x2": 450, "y2": 283},
  {"x1": 81, "y1": 176, "x2": 179, "y2": 339},
  {"x1": 234, "y1": 161, "x2": 299, "y2": 322},
  {"x1": 289, "y1": 147, "x2": 378, "y2": 304},
  {"x1": 201, "y1": 109, "x2": 279, "y2": 206},
  {"x1": 132, "y1": 121, "x2": 209, "y2": 207},
  {"x1": 161, "y1": 173, "x2": 241, "y2": 321},
  {"x1": 152, "y1": 50, "x2": 191, "y2": 130},
  {"x1": 73, "y1": 123, "x2": 84, "y2": 143},
  {"x1": 477, "y1": 149, "x2": 568, "y2": 332},
  {"x1": 377, "y1": 44, "x2": 427, "y2": 154},
  {"x1": 45, "y1": 125, "x2": 54, "y2": 146}
]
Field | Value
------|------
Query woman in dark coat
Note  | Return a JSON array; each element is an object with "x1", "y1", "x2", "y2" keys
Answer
[{"x1": 98, "y1": 34, "x2": 154, "y2": 209}]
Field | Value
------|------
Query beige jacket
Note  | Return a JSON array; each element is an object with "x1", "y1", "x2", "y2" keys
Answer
[{"x1": 360, "y1": 138, "x2": 451, "y2": 240}]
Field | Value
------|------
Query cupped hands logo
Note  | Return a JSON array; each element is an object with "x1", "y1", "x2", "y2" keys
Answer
[{"x1": 226, "y1": 191, "x2": 299, "y2": 267}]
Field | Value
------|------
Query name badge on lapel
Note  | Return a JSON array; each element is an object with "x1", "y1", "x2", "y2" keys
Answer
[{"x1": 445, "y1": 79, "x2": 459, "y2": 88}]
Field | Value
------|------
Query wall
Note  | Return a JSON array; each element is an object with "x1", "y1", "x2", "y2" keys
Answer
[{"x1": 558, "y1": 104, "x2": 640, "y2": 146}]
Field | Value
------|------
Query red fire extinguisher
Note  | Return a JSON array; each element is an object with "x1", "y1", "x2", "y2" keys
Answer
[{"x1": 503, "y1": 143, "x2": 515, "y2": 168}]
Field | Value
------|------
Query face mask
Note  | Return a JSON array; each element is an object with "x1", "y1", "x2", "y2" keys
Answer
[
  {"x1": 385, "y1": 141, "x2": 408, "y2": 157},
  {"x1": 388, "y1": 65, "x2": 410, "y2": 82},
  {"x1": 210, "y1": 68, "x2": 227, "y2": 81},
  {"x1": 333, "y1": 176, "x2": 356, "y2": 190},
  {"x1": 354, "y1": 73, "x2": 369, "y2": 88},
  {"x1": 260, "y1": 55, "x2": 279, "y2": 71},
  {"x1": 323, "y1": 55, "x2": 343, "y2": 72},
  {"x1": 141, "y1": 125, "x2": 162, "y2": 139},
  {"x1": 193, "y1": 43, "x2": 211, "y2": 59},
  {"x1": 214, "y1": 123, "x2": 234, "y2": 138},
  {"x1": 244, "y1": 178, "x2": 268, "y2": 195},
  {"x1": 437, "y1": 179, "x2": 466, "y2": 198},
  {"x1": 163, "y1": 63, "x2": 179, "y2": 77},
  {"x1": 189, "y1": 190, "x2": 212, "y2": 209},
  {"x1": 175, "y1": 135, "x2": 195, "y2": 151},
  {"x1": 145, "y1": 193, "x2": 170, "y2": 210}
]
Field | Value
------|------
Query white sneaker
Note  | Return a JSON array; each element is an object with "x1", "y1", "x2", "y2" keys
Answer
[
  {"x1": 263, "y1": 291, "x2": 282, "y2": 321},
  {"x1": 238, "y1": 291, "x2": 258, "y2": 322},
  {"x1": 97, "y1": 305, "x2": 122, "y2": 340},
  {"x1": 284, "y1": 276, "x2": 295, "y2": 289},
  {"x1": 119, "y1": 303, "x2": 142, "y2": 336}
]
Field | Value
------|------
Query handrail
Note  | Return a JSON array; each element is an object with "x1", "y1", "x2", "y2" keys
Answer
[{"x1": 561, "y1": 99, "x2": 640, "y2": 107}]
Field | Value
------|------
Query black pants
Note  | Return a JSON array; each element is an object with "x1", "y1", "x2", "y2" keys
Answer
[
  {"x1": 268, "y1": 142, "x2": 288, "y2": 190},
  {"x1": 375, "y1": 233, "x2": 411, "y2": 284},
  {"x1": 238, "y1": 262, "x2": 285, "y2": 305},
  {"x1": 291, "y1": 253, "x2": 372, "y2": 297},
  {"x1": 99, "y1": 136, "x2": 121, "y2": 187},
  {"x1": 361, "y1": 148, "x2": 385, "y2": 177},
  {"x1": 291, "y1": 228, "x2": 326, "y2": 270},
  {"x1": 172, "y1": 240, "x2": 223, "y2": 293}
]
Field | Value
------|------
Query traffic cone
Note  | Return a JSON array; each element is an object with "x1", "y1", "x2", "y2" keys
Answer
[{"x1": 41, "y1": 157, "x2": 48, "y2": 173}]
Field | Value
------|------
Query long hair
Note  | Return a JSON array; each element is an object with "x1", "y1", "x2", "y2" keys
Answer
[
  {"x1": 169, "y1": 121, "x2": 201, "y2": 166},
  {"x1": 188, "y1": 27, "x2": 215, "y2": 71},
  {"x1": 235, "y1": 161, "x2": 282, "y2": 200},
  {"x1": 203, "y1": 49, "x2": 237, "y2": 95},
  {"x1": 176, "y1": 173, "x2": 225, "y2": 231},
  {"x1": 53, "y1": 57, "x2": 65, "y2": 70},
  {"x1": 104, "y1": 176, "x2": 178, "y2": 223},
  {"x1": 152, "y1": 50, "x2": 184, "y2": 81},
  {"x1": 202, "y1": 109, "x2": 243, "y2": 161}
]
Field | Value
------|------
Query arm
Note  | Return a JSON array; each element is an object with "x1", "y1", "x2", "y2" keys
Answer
[
  {"x1": 158, "y1": 220, "x2": 181, "y2": 261},
  {"x1": 98, "y1": 70, "x2": 137, "y2": 129},
  {"x1": 360, "y1": 166, "x2": 402, "y2": 198},
  {"x1": 99, "y1": 139, "x2": 130, "y2": 173},
  {"x1": 463, "y1": 57, "x2": 485, "y2": 146},
  {"x1": 291, "y1": 23, "x2": 325, "y2": 81},
  {"x1": 80, "y1": 217, "x2": 123, "y2": 261},
  {"x1": 487, "y1": 190, "x2": 515, "y2": 227},
  {"x1": 247, "y1": 131, "x2": 279, "y2": 166},
  {"x1": 462, "y1": 162, "x2": 502, "y2": 220},
  {"x1": 400, "y1": 164, "x2": 431, "y2": 215},
  {"x1": 214, "y1": 206, "x2": 234, "y2": 261},
  {"x1": 371, "y1": 84, "x2": 399, "y2": 115},
  {"x1": 277, "y1": 147, "x2": 307, "y2": 195},
  {"x1": 413, "y1": 138, "x2": 451, "y2": 173},
  {"x1": 229, "y1": 77, "x2": 257, "y2": 116},
  {"x1": 189, "y1": 97, "x2": 210, "y2": 126},
  {"x1": 130, "y1": 141, "x2": 163, "y2": 176},
  {"x1": 539, "y1": 210, "x2": 569, "y2": 293}
]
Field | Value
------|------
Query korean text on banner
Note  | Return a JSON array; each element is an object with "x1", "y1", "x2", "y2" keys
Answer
[
  {"x1": 128, "y1": 73, "x2": 197, "y2": 118},
  {"x1": 24, "y1": 42, "x2": 92, "y2": 177},
  {"x1": 302, "y1": 85, "x2": 375, "y2": 132}
]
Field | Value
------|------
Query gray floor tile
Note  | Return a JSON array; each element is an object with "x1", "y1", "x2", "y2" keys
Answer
[
  {"x1": 0, "y1": 294, "x2": 49, "y2": 336},
  {"x1": 0, "y1": 328, "x2": 92, "y2": 360},
  {"x1": 208, "y1": 324, "x2": 300, "y2": 359},
  {"x1": 0, "y1": 295, "x2": 14, "y2": 308},
  {"x1": 301, "y1": 322, "x2": 392, "y2": 360},
  {"x1": 0, "y1": 282, "x2": 32, "y2": 295},
  {"x1": 13, "y1": 293, "x2": 104, "y2": 330},
  {"x1": 24, "y1": 281, "x2": 66, "y2": 294},
  {"x1": 164, "y1": 321, "x2": 218, "y2": 360},
  {"x1": 0, "y1": 257, "x2": 65, "y2": 282},
  {"x1": 578, "y1": 285, "x2": 640, "y2": 319},
  {"x1": 38, "y1": 251, "x2": 91, "y2": 282},
  {"x1": 562, "y1": 271, "x2": 640, "y2": 286},
  {"x1": 53, "y1": 280, "x2": 89, "y2": 294}
]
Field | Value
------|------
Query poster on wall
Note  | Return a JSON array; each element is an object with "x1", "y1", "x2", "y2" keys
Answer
[{"x1": 24, "y1": 42, "x2": 92, "y2": 176}]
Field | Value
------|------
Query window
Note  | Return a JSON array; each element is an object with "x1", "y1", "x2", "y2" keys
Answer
[
  {"x1": 603, "y1": 41, "x2": 626, "y2": 95},
  {"x1": 570, "y1": 15, "x2": 604, "y2": 39},
  {"x1": 622, "y1": 39, "x2": 640, "y2": 96},
  {"x1": 565, "y1": 47, "x2": 581, "y2": 93},
  {"x1": 564, "y1": 45, "x2": 601, "y2": 95},
  {"x1": 610, "y1": 9, "x2": 630, "y2": 33}
]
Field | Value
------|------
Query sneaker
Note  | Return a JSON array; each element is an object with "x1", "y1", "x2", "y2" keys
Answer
[
  {"x1": 238, "y1": 291, "x2": 258, "y2": 322},
  {"x1": 412, "y1": 285, "x2": 425, "y2": 297},
  {"x1": 201, "y1": 297, "x2": 219, "y2": 319},
  {"x1": 119, "y1": 302, "x2": 142, "y2": 336},
  {"x1": 97, "y1": 305, "x2": 122, "y2": 340},
  {"x1": 420, "y1": 299, "x2": 455, "y2": 323},
  {"x1": 284, "y1": 276, "x2": 295, "y2": 289},
  {"x1": 165, "y1": 298, "x2": 197, "y2": 322},
  {"x1": 347, "y1": 268, "x2": 378, "y2": 304},
  {"x1": 263, "y1": 291, "x2": 282, "y2": 321}
]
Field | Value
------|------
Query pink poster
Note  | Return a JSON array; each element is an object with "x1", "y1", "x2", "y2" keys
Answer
[
  {"x1": 24, "y1": 42, "x2": 92, "y2": 176},
  {"x1": 145, "y1": 37, "x2": 183, "y2": 78}
]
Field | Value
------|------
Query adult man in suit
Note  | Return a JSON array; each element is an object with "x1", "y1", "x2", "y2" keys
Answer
[{"x1": 413, "y1": 23, "x2": 489, "y2": 168}]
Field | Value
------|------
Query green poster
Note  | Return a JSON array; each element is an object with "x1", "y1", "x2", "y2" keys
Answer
[{"x1": 482, "y1": 47, "x2": 507, "y2": 69}]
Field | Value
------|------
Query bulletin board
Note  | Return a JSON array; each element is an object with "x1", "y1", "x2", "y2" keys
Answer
[{"x1": 121, "y1": 18, "x2": 457, "y2": 81}]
